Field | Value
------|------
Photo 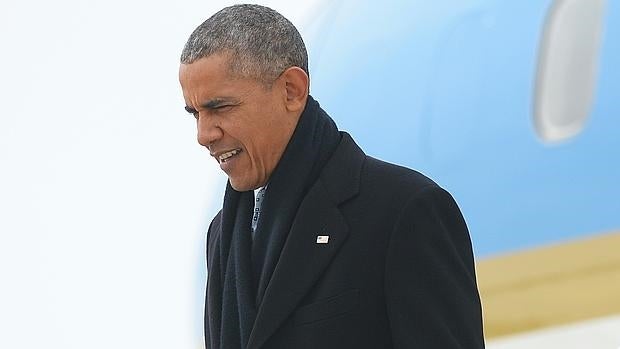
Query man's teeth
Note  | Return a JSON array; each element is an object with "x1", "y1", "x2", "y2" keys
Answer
[{"x1": 219, "y1": 149, "x2": 241, "y2": 163}]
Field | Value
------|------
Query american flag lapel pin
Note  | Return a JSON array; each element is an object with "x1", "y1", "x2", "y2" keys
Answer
[{"x1": 316, "y1": 235, "x2": 330, "y2": 244}]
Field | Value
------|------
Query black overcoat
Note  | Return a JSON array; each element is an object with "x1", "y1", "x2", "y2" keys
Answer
[{"x1": 205, "y1": 132, "x2": 485, "y2": 349}]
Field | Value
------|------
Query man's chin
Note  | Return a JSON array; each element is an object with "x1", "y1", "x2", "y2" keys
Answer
[{"x1": 228, "y1": 178, "x2": 254, "y2": 192}]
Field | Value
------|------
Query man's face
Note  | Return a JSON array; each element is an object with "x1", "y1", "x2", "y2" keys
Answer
[{"x1": 179, "y1": 53, "x2": 297, "y2": 191}]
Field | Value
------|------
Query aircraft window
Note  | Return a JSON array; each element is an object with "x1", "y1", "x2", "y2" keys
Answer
[{"x1": 533, "y1": 0, "x2": 607, "y2": 142}]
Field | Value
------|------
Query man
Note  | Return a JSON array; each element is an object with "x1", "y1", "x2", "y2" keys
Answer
[{"x1": 179, "y1": 4, "x2": 484, "y2": 349}]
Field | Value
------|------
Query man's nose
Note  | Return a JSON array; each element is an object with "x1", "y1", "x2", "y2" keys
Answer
[{"x1": 196, "y1": 113, "x2": 223, "y2": 147}]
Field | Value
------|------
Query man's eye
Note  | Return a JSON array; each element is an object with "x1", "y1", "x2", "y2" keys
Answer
[{"x1": 214, "y1": 105, "x2": 233, "y2": 113}]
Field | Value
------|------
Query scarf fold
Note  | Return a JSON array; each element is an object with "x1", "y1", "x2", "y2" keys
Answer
[{"x1": 210, "y1": 95, "x2": 341, "y2": 349}]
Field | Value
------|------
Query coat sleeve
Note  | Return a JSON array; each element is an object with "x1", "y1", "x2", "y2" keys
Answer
[
  {"x1": 204, "y1": 210, "x2": 222, "y2": 349},
  {"x1": 385, "y1": 185, "x2": 485, "y2": 348},
  {"x1": 205, "y1": 210, "x2": 222, "y2": 272}
]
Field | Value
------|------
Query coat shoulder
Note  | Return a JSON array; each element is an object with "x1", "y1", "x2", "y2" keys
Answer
[
  {"x1": 362, "y1": 155, "x2": 440, "y2": 199},
  {"x1": 325, "y1": 132, "x2": 441, "y2": 205}
]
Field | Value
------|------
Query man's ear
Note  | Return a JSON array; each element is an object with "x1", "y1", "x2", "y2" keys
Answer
[{"x1": 280, "y1": 66, "x2": 309, "y2": 112}]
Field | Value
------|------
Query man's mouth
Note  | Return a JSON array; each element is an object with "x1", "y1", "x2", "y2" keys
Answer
[{"x1": 218, "y1": 149, "x2": 242, "y2": 163}]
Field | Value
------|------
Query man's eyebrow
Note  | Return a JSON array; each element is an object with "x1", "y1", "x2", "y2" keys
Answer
[
  {"x1": 184, "y1": 105, "x2": 197, "y2": 114},
  {"x1": 201, "y1": 98, "x2": 237, "y2": 110},
  {"x1": 184, "y1": 98, "x2": 239, "y2": 115}
]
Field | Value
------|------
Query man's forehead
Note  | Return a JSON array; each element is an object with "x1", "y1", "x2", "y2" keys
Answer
[
  {"x1": 179, "y1": 54, "x2": 234, "y2": 82},
  {"x1": 179, "y1": 59, "x2": 244, "y2": 101},
  {"x1": 180, "y1": 73, "x2": 252, "y2": 111}
]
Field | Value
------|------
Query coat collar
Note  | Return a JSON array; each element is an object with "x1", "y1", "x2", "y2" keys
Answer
[{"x1": 246, "y1": 132, "x2": 365, "y2": 349}]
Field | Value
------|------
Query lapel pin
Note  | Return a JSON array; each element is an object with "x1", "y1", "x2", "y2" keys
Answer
[{"x1": 316, "y1": 235, "x2": 330, "y2": 244}]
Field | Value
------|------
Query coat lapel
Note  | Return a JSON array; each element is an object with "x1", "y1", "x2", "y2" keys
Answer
[{"x1": 246, "y1": 133, "x2": 365, "y2": 349}]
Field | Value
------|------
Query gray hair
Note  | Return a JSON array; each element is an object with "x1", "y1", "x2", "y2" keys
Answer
[{"x1": 180, "y1": 4, "x2": 308, "y2": 84}]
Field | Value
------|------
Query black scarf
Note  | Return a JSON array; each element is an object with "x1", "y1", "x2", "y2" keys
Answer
[{"x1": 209, "y1": 95, "x2": 341, "y2": 349}]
